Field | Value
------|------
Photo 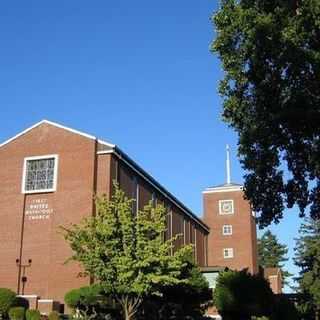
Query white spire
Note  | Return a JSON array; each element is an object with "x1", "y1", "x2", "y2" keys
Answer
[{"x1": 226, "y1": 144, "x2": 231, "y2": 184}]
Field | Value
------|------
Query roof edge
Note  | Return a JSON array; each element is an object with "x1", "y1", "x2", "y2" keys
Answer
[
  {"x1": 203, "y1": 184, "x2": 243, "y2": 194},
  {"x1": 111, "y1": 146, "x2": 210, "y2": 232},
  {"x1": 0, "y1": 119, "x2": 115, "y2": 148}
]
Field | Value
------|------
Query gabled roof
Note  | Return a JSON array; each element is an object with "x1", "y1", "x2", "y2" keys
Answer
[
  {"x1": 0, "y1": 119, "x2": 115, "y2": 148},
  {"x1": 0, "y1": 119, "x2": 209, "y2": 231}
]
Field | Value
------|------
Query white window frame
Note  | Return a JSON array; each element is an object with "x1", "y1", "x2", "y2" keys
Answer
[
  {"x1": 222, "y1": 225, "x2": 233, "y2": 235},
  {"x1": 223, "y1": 248, "x2": 234, "y2": 259},
  {"x1": 219, "y1": 199, "x2": 234, "y2": 215},
  {"x1": 21, "y1": 154, "x2": 59, "y2": 194}
]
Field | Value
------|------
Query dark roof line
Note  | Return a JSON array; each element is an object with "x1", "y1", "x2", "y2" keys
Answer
[
  {"x1": 112, "y1": 146, "x2": 210, "y2": 232},
  {"x1": 208, "y1": 182, "x2": 242, "y2": 189}
]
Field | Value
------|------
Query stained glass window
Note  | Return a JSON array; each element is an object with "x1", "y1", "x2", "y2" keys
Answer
[{"x1": 25, "y1": 158, "x2": 56, "y2": 191}]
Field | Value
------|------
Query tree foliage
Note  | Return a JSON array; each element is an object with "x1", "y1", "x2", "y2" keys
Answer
[
  {"x1": 212, "y1": 0, "x2": 320, "y2": 227},
  {"x1": 140, "y1": 259, "x2": 212, "y2": 320},
  {"x1": 258, "y1": 230, "x2": 291, "y2": 285},
  {"x1": 213, "y1": 269, "x2": 274, "y2": 320},
  {"x1": 0, "y1": 288, "x2": 16, "y2": 320},
  {"x1": 65, "y1": 285, "x2": 120, "y2": 320},
  {"x1": 65, "y1": 285, "x2": 103, "y2": 310},
  {"x1": 25, "y1": 309, "x2": 41, "y2": 320},
  {"x1": 294, "y1": 217, "x2": 320, "y2": 319},
  {"x1": 62, "y1": 184, "x2": 194, "y2": 320},
  {"x1": 8, "y1": 307, "x2": 25, "y2": 320},
  {"x1": 271, "y1": 295, "x2": 299, "y2": 320}
]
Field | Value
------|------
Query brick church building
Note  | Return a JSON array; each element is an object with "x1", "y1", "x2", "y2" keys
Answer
[{"x1": 0, "y1": 120, "x2": 278, "y2": 313}]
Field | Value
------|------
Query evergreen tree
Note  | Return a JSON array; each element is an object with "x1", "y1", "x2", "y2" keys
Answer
[
  {"x1": 294, "y1": 218, "x2": 320, "y2": 320},
  {"x1": 211, "y1": 0, "x2": 320, "y2": 227},
  {"x1": 258, "y1": 230, "x2": 291, "y2": 285},
  {"x1": 62, "y1": 184, "x2": 195, "y2": 320}
]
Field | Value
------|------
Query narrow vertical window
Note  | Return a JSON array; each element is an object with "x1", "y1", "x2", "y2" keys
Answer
[{"x1": 132, "y1": 176, "x2": 139, "y2": 215}]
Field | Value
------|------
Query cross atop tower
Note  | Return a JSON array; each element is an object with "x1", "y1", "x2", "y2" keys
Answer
[{"x1": 226, "y1": 144, "x2": 231, "y2": 184}]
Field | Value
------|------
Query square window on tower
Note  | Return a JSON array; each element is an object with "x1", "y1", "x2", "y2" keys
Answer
[
  {"x1": 223, "y1": 248, "x2": 234, "y2": 259},
  {"x1": 219, "y1": 199, "x2": 234, "y2": 215},
  {"x1": 223, "y1": 225, "x2": 233, "y2": 235}
]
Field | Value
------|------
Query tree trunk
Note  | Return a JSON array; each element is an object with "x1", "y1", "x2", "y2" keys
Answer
[{"x1": 118, "y1": 295, "x2": 141, "y2": 320}]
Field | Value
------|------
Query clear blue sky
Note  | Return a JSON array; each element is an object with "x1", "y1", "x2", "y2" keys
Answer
[{"x1": 0, "y1": 0, "x2": 300, "y2": 290}]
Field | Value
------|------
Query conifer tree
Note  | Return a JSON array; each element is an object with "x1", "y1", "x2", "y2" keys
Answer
[
  {"x1": 258, "y1": 230, "x2": 291, "y2": 285},
  {"x1": 294, "y1": 218, "x2": 320, "y2": 320}
]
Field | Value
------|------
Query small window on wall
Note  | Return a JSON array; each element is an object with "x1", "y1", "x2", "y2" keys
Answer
[
  {"x1": 151, "y1": 192, "x2": 157, "y2": 207},
  {"x1": 219, "y1": 199, "x2": 234, "y2": 215},
  {"x1": 22, "y1": 155, "x2": 58, "y2": 194},
  {"x1": 223, "y1": 225, "x2": 233, "y2": 235},
  {"x1": 223, "y1": 248, "x2": 234, "y2": 259},
  {"x1": 132, "y1": 176, "x2": 139, "y2": 215}
]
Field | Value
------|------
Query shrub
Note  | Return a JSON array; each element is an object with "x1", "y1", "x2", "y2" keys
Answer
[
  {"x1": 271, "y1": 295, "x2": 299, "y2": 320},
  {"x1": 25, "y1": 310, "x2": 40, "y2": 320},
  {"x1": 13, "y1": 298, "x2": 29, "y2": 310},
  {"x1": 48, "y1": 311, "x2": 60, "y2": 320},
  {"x1": 64, "y1": 289, "x2": 82, "y2": 310},
  {"x1": 0, "y1": 288, "x2": 16, "y2": 319},
  {"x1": 8, "y1": 307, "x2": 25, "y2": 320},
  {"x1": 64, "y1": 285, "x2": 119, "y2": 319},
  {"x1": 64, "y1": 285, "x2": 103, "y2": 310},
  {"x1": 213, "y1": 269, "x2": 274, "y2": 320}
]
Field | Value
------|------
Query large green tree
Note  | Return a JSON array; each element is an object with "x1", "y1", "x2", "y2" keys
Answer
[
  {"x1": 62, "y1": 185, "x2": 194, "y2": 320},
  {"x1": 294, "y1": 218, "x2": 320, "y2": 320},
  {"x1": 212, "y1": 0, "x2": 320, "y2": 227},
  {"x1": 258, "y1": 230, "x2": 291, "y2": 285}
]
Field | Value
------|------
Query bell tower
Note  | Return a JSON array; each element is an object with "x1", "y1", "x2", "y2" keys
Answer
[{"x1": 203, "y1": 146, "x2": 258, "y2": 274}]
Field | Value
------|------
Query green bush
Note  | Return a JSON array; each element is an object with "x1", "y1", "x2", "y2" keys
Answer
[
  {"x1": 213, "y1": 269, "x2": 274, "y2": 320},
  {"x1": 8, "y1": 307, "x2": 25, "y2": 320},
  {"x1": 64, "y1": 285, "x2": 103, "y2": 310},
  {"x1": 0, "y1": 288, "x2": 16, "y2": 319},
  {"x1": 64, "y1": 289, "x2": 82, "y2": 310},
  {"x1": 13, "y1": 297, "x2": 29, "y2": 310},
  {"x1": 271, "y1": 295, "x2": 299, "y2": 320},
  {"x1": 25, "y1": 310, "x2": 40, "y2": 320},
  {"x1": 48, "y1": 311, "x2": 60, "y2": 320},
  {"x1": 64, "y1": 285, "x2": 119, "y2": 319}
]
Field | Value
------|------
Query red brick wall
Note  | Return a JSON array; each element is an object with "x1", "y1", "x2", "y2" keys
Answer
[
  {"x1": 203, "y1": 189, "x2": 258, "y2": 274},
  {"x1": 96, "y1": 154, "x2": 112, "y2": 197},
  {"x1": 0, "y1": 123, "x2": 96, "y2": 302},
  {"x1": 112, "y1": 155, "x2": 208, "y2": 265},
  {"x1": 0, "y1": 122, "x2": 209, "y2": 308},
  {"x1": 267, "y1": 273, "x2": 282, "y2": 294}
]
